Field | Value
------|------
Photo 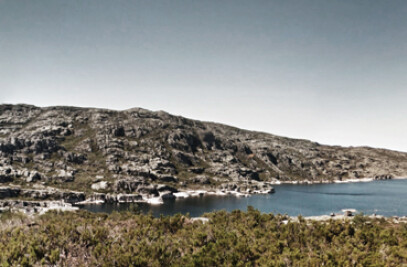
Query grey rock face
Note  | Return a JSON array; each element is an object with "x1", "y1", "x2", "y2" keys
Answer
[
  {"x1": 64, "y1": 152, "x2": 86, "y2": 164},
  {"x1": 0, "y1": 187, "x2": 21, "y2": 198},
  {"x1": 0, "y1": 200, "x2": 78, "y2": 214},
  {"x1": 91, "y1": 181, "x2": 108, "y2": 191},
  {"x1": 220, "y1": 181, "x2": 275, "y2": 194},
  {"x1": 0, "y1": 186, "x2": 86, "y2": 203},
  {"x1": 52, "y1": 170, "x2": 75, "y2": 182},
  {"x1": 0, "y1": 103, "x2": 406, "y2": 199},
  {"x1": 190, "y1": 175, "x2": 211, "y2": 184},
  {"x1": 26, "y1": 171, "x2": 41, "y2": 183}
]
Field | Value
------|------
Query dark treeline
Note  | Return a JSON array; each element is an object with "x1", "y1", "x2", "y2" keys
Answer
[{"x1": 0, "y1": 208, "x2": 407, "y2": 266}]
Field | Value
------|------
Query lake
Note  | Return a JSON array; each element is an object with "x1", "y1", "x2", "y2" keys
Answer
[{"x1": 79, "y1": 179, "x2": 407, "y2": 217}]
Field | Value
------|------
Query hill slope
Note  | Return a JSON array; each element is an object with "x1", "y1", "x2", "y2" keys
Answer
[{"x1": 1, "y1": 104, "x2": 406, "y2": 202}]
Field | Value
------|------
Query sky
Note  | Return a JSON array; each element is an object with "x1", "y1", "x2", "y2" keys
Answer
[{"x1": 1, "y1": 0, "x2": 407, "y2": 152}]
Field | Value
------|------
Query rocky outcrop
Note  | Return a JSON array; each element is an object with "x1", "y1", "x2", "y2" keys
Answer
[
  {"x1": 0, "y1": 103, "x2": 406, "y2": 201},
  {"x1": 0, "y1": 200, "x2": 78, "y2": 214},
  {"x1": 219, "y1": 181, "x2": 275, "y2": 194},
  {"x1": 0, "y1": 185, "x2": 151, "y2": 206},
  {"x1": 0, "y1": 187, "x2": 21, "y2": 198},
  {"x1": 91, "y1": 181, "x2": 108, "y2": 191},
  {"x1": 76, "y1": 192, "x2": 143, "y2": 204},
  {"x1": 52, "y1": 170, "x2": 75, "y2": 182},
  {"x1": 0, "y1": 186, "x2": 86, "y2": 203},
  {"x1": 374, "y1": 174, "x2": 393, "y2": 180}
]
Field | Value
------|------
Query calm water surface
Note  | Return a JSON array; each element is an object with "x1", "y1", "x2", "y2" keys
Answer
[{"x1": 79, "y1": 179, "x2": 407, "y2": 217}]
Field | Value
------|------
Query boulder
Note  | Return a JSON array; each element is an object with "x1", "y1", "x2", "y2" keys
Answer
[
  {"x1": 115, "y1": 179, "x2": 143, "y2": 193},
  {"x1": 62, "y1": 192, "x2": 86, "y2": 203},
  {"x1": 53, "y1": 170, "x2": 75, "y2": 182},
  {"x1": 91, "y1": 181, "x2": 108, "y2": 191},
  {"x1": 160, "y1": 191, "x2": 176, "y2": 200},
  {"x1": 157, "y1": 184, "x2": 178, "y2": 193},
  {"x1": 26, "y1": 171, "x2": 41, "y2": 183},
  {"x1": 191, "y1": 175, "x2": 211, "y2": 184}
]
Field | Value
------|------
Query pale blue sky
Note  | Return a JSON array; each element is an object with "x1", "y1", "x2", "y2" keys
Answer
[{"x1": 1, "y1": 0, "x2": 407, "y2": 151}]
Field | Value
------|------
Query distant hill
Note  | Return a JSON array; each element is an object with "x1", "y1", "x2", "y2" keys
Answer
[{"x1": 1, "y1": 104, "x2": 406, "y2": 202}]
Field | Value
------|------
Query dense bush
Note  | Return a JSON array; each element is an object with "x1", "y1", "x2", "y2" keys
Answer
[{"x1": 0, "y1": 208, "x2": 406, "y2": 266}]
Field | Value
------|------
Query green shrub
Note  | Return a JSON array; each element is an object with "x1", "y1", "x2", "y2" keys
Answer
[{"x1": 0, "y1": 210, "x2": 406, "y2": 266}]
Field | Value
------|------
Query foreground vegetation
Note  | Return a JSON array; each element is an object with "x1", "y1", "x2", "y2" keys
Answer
[{"x1": 0, "y1": 208, "x2": 407, "y2": 266}]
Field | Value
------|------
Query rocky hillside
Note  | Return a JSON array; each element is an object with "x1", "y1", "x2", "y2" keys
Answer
[{"x1": 1, "y1": 104, "x2": 406, "y2": 201}]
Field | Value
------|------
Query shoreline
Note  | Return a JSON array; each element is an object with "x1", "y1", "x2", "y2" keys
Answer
[
  {"x1": 75, "y1": 176, "x2": 407, "y2": 206},
  {"x1": 268, "y1": 176, "x2": 407, "y2": 185},
  {"x1": 1, "y1": 177, "x2": 406, "y2": 214},
  {"x1": 76, "y1": 188, "x2": 270, "y2": 206}
]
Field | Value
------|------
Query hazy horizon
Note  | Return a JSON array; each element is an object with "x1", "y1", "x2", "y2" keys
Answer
[{"x1": 1, "y1": 0, "x2": 407, "y2": 152}]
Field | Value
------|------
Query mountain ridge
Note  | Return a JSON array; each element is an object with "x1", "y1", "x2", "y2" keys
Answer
[
  {"x1": 1, "y1": 103, "x2": 406, "y2": 204},
  {"x1": 4, "y1": 103, "x2": 402, "y2": 152}
]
